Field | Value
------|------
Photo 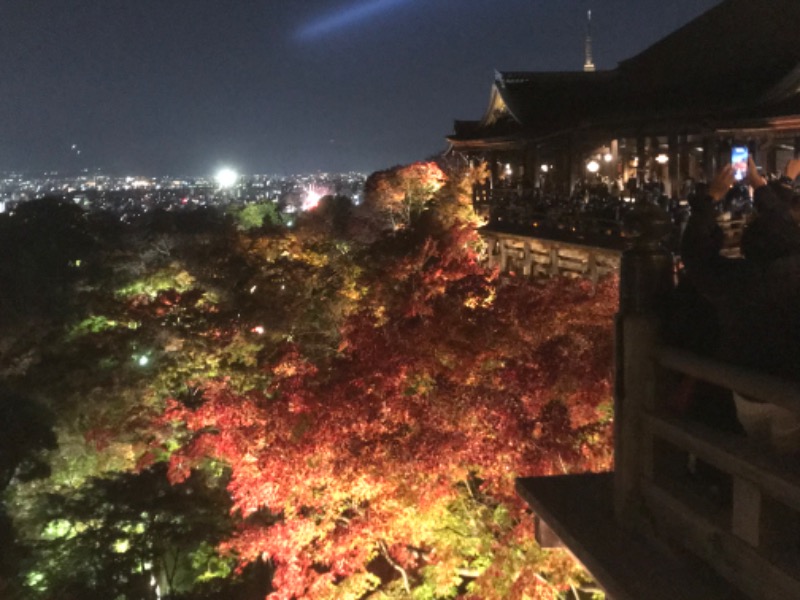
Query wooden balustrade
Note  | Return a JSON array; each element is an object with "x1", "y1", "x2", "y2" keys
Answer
[
  {"x1": 515, "y1": 200, "x2": 787, "y2": 599},
  {"x1": 622, "y1": 342, "x2": 800, "y2": 600},
  {"x1": 481, "y1": 231, "x2": 621, "y2": 283}
]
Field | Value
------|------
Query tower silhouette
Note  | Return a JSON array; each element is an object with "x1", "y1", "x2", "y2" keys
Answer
[{"x1": 583, "y1": 9, "x2": 596, "y2": 72}]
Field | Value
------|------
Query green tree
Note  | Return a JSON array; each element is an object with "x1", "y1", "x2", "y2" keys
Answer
[{"x1": 18, "y1": 466, "x2": 241, "y2": 600}]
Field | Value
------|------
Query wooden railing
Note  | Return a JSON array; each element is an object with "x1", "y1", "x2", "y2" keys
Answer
[
  {"x1": 474, "y1": 186, "x2": 748, "y2": 255},
  {"x1": 511, "y1": 201, "x2": 783, "y2": 598},
  {"x1": 481, "y1": 231, "x2": 621, "y2": 283},
  {"x1": 617, "y1": 317, "x2": 800, "y2": 599}
]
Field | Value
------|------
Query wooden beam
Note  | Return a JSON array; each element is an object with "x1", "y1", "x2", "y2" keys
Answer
[
  {"x1": 516, "y1": 474, "x2": 747, "y2": 600},
  {"x1": 641, "y1": 411, "x2": 800, "y2": 513},
  {"x1": 642, "y1": 482, "x2": 800, "y2": 600}
]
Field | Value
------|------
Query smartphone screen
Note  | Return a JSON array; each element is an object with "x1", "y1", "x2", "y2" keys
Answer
[{"x1": 732, "y1": 146, "x2": 749, "y2": 181}]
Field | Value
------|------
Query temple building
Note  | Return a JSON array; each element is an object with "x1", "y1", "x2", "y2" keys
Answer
[
  {"x1": 448, "y1": 0, "x2": 800, "y2": 210},
  {"x1": 449, "y1": 1, "x2": 800, "y2": 598}
]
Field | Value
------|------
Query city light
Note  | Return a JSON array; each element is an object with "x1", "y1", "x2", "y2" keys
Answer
[
  {"x1": 586, "y1": 160, "x2": 600, "y2": 173},
  {"x1": 0, "y1": 170, "x2": 367, "y2": 223},
  {"x1": 603, "y1": 152, "x2": 613, "y2": 162},
  {"x1": 302, "y1": 186, "x2": 326, "y2": 211},
  {"x1": 215, "y1": 168, "x2": 238, "y2": 188},
  {"x1": 655, "y1": 154, "x2": 669, "y2": 164}
]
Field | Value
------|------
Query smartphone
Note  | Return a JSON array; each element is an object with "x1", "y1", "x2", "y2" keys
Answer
[{"x1": 732, "y1": 145, "x2": 749, "y2": 181}]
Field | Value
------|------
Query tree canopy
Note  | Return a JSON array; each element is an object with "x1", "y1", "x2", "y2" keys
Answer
[{"x1": 1, "y1": 163, "x2": 615, "y2": 599}]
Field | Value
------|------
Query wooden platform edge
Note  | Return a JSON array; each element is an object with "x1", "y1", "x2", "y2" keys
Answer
[{"x1": 515, "y1": 472, "x2": 749, "y2": 600}]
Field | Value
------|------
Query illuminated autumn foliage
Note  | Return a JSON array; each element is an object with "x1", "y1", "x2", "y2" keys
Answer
[
  {"x1": 363, "y1": 161, "x2": 447, "y2": 229},
  {"x1": 4, "y1": 164, "x2": 616, "y2": 599},
  {"x1": 154, "y1": 213, "x2": 617, "y2": 598}
]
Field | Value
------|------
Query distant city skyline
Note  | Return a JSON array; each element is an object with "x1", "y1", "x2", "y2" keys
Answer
[{"x1": 0, "y1": 0, "x2": 719, "y2": 175}]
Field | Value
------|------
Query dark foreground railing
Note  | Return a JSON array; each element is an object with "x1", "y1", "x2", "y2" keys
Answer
[{"x1": 516, "y1": 201, "x2": 798, "y2": 600}]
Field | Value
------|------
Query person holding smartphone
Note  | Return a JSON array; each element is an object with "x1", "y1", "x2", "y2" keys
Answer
[
  {"x1": 731, "y1": 146, "x2": 749, "y2": 182},
  {"x1": 681, "y1": 157, "x2": 800, "y2": 452}
]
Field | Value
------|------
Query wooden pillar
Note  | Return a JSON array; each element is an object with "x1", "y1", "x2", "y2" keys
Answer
[
  {"x1": 489, "y1": 151, "x2": 499, "y2": 188},
  {"x1": 716, "y1": 137, "x2": 726, "y2": 176},
  {"x1": 614, "y1": 204, "x2": 675, "y2": 522},
  {"x1": 567, "y1": 135, "x2": 578, "y2": 195},
  {"x1": 610, "y1": 138, "x2": 620, "y2": 181},
  {"x1": 679, "y1": 135, "x2": 691, "y2": 189},
  {"x1": 702, "y1": 137, "x2": 717, "y2": 181},
  {"x1": 636, "y1": 135, "x2": 647, "y2": 190},
  {"x1": 615, "y1": 312, "x2": 659, "y2": 520},
  {"x1": 766, "y1": 138, "x2": 778, "y2": 175},
  {"x1": 668, "y1": 133, "x2": 680, "y2": 199}
]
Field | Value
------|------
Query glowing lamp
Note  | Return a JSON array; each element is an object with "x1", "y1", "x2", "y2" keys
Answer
[
  {"x1": 540, "y1": 164, "x2": 549, "y2": 173},
  {"x1": 603, "y1": 153, "x2": 613, "y2": 163},
  {"x1": 656, "y1": 154, "x2": 670, "y2": 164},
  {"x1": 215, "y1": 168, "x2": 238, "y2": 188},
  {"x1": 586, "y1": 160, "x2": 600, "y2": 173}
]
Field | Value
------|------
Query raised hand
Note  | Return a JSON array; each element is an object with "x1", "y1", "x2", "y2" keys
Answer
[{"x1": 709, "y1": 164, "x2": 735, "y2": 201}]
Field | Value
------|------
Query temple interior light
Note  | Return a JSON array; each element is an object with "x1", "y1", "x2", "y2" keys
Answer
[
  {"x1": 586, "y1": 160, "x2": 600, "y2": 173},
  {"x1": 603, "y1": 152, "x2": 613, "y2": 162},
  {"x1": 656, "y1": 154, "x2": 669, "y2": 164}
]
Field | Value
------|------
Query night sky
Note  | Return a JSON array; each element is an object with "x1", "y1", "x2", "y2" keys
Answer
[{"x1": 0, "y1": 0, "x2": 719, "y2": 176}]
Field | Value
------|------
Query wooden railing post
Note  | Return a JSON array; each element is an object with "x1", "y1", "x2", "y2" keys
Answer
[
  {"x1": 522, "y1": 241, "x2": 533, "y2": 277},
  {"x1": 614, "y1": 203, "x2": 674, "y2": 522},
  {"x1": 549, "y1": 246, "x2": 559, "y2": 277},
  {"x1": 499, "y1": 240, "x2": 509, "y2": 272},
  {"x1": 732, "y1": 477, "x2": 761, "y2": 546}
]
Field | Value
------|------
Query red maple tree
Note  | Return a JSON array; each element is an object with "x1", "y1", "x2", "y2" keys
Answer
[{"x1": 153, "y1": 212, "x2": 617, "y2": 598}]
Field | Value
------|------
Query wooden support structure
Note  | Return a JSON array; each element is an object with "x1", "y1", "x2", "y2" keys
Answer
[
  {"x1": 515, "y1": 200, "x2": 800, "y2": 598},
  {"x1": 480, "y1": 230, "x2": 621, "y2": 281},
  {"x1": 449, "y1": 5, "x2": 800, "y2": 596}
]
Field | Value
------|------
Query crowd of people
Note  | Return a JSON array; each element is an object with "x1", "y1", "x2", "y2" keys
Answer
[
  {"x1": 681, "y1": 157, "x2": 800, "y2": 453},
  {"x1": 480, "y1": 176, "x2": 746, "y2": 251},
  {"x1": 479, "y1": 162, "x2": 800, "y2": 453},
  {"x1": 484, "y1": 185, "x2": 637, "y2": 245}
]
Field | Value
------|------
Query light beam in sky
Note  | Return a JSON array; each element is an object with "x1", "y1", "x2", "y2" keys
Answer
[{"x1": 296, "y1": 0, "x2": 413, "y2": 40}]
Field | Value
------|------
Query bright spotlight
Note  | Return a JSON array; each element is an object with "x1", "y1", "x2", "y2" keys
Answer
[
  {"x1": 302, "y1": 185, "x2": 328, "y2": 211},
  {"x1": 603, "y1": 153, "x2": 613, "y2": 163},
  {"x1": 303, "y1": 189, "x2": 323, "y2": 211},
  {"x1": 586, "y1": 160, "x2": 600, "y2": 173},
  {"x1": 215, "y1": 168, "x2": 238, "y2": 188}
]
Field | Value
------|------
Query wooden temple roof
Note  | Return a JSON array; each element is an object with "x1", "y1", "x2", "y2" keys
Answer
[{"x1": 448, "y1": 0, "x2": 800, "y2": 147}]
